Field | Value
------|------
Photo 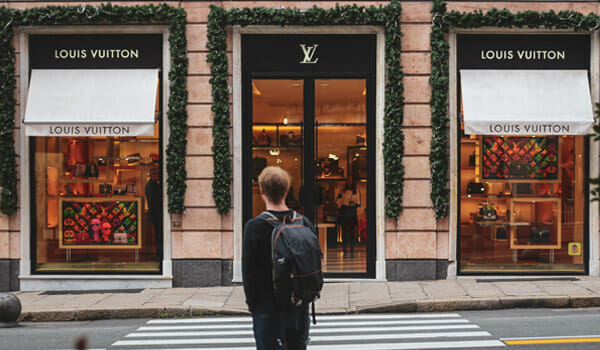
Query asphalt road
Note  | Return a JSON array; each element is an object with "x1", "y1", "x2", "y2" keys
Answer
[{"x1": 1, "y1": 308, "x2": 600, "y2": 349}]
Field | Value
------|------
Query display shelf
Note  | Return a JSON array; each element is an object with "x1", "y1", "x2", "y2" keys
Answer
[
  {"x1": 461, "y1": 194, "x2": 511, "y2": 199},
  {"x1": 509, "y1": 197, "x2": 561, "y2": 250},
  {"x1": 252, "y1": 146, "x2": 303, "y2": 150},
  {"x1": 316, "y1": 176, "x2": 345, "y2": 181}
]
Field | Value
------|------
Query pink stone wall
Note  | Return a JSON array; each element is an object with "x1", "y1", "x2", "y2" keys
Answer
[{"x1": 6, "y1": 0, "x2": 600, "y2": 264}]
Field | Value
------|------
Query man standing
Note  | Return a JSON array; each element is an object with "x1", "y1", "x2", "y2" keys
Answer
[{"x1": 242, "y1": 166, "x2": 315, "y2": 350}]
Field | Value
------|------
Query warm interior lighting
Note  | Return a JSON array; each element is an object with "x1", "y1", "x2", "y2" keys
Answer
[
  {"x1": 252, "y1": 82, "x2": 262, "y2": 96},
  {"x1": 283, "y1": 117, "x2": 288, "y2": 125},
  {"x1": 269, "y1": 149, "x2": 280, "y2": 156}
]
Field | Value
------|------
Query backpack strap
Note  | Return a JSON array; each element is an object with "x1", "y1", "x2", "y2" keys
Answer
[
  {"x1": 260, "y1": 210, "x2": 300, "y2": 225},
  {"x1": 260, "y1": 211, "x2": 281, "y2": 229}
]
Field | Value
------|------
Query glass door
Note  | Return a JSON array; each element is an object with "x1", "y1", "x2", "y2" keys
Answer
[
  {"x1": 249, "y1": 79, "x2": 304, "y2": 218},
  {"x1": 314, "y1": 79, "x2": 367, "y2": 274},
  {"x1": 246, "y1": 78, "x2": 373, "y2": 276}
]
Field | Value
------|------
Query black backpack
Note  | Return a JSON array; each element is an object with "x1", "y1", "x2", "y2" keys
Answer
[{"x1": 261, "y1": 211, "x2": 324, "y2": 323}]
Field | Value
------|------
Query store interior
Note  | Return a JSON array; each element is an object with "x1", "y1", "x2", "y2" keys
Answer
[
  {"x1": 33, "y1": 129, "x2": 161, "y2": 273},
  {"x1": 459, "y1": 132, "x2": 586, "y2": 273},
  {"x1": 251, "y1": 79, "x2": 368, "y2": 273}
]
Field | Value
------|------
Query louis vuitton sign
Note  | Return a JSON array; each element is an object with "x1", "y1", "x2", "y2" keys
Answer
[
  {"x1": 458, "y1": 34, "x2": 590, "y2": 70},
  {"x1": 30, "y1": 34, "x2": 162, "y2": 69},
  {"x1": 243, "y1": 34, "x2": 375, "y2": 73}
]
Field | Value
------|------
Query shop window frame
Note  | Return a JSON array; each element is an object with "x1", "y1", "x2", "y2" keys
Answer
[
  {"x1": 449, "y1": 30, "x2": 596, "y2": 276},
  {"x1": 19, "y1": 26, "x2": 172, "y2": 281}
]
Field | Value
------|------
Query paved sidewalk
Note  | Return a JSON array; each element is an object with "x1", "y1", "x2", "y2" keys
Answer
[{"x1": 11, "y1": 277, "x2": 600, "y2": 322}]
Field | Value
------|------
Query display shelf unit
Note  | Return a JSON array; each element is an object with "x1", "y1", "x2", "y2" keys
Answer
[
  {"x1": 55, "y1": 137, "x2": 159, "y2": 196},
  {"x1": 509, "y1": 197, "x2": 561, "y2": 250}
]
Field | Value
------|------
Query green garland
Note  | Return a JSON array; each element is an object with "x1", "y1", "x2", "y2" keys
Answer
[
  {"x1": 430, "y1": 0, "x2": 600, "y2": 218},
  {"x1": 592, "y1": 104, "x2": 600, "y2": 201},
  {"x1": 0, "y1": 3, "x2": 188, "y2": 215},
  {"x1": 0, "y1": 7, "x2": 17, "y2": 215},
  {"x1": 207, "y1": 1, "x2": 405, "y2": 217}
]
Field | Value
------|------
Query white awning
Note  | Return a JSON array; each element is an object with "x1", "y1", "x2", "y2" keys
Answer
[
  {"x1": 24, "y1": 69, "x2": 159, "y2": 136},
  {"x1": 460, "y1": 69, "x2": 594, "y2": 135}
]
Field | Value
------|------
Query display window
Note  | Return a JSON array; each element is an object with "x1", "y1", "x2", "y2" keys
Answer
[
  {"x1": 456, "y1": 34, "x2": 592, "y2": 274},
  {"x1": 32, "y1": 135, "x2": 162, "y2": 272},
  {"x1": 459, "y1": 134, "x2": 586, "y2": 273}
]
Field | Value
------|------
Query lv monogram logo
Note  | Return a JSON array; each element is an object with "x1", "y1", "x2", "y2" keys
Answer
[{"x1": 299, "y1": 44, "x2": 319, "y2": 64}]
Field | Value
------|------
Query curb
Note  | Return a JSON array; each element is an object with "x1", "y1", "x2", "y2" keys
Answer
[
  {"x1": 358, "y1": 296, "x2": 600, "y2": 314},
  {"x1": 16, "y1": 296, "x2": 600, "y2": 322},
  {"x1": 18, "y1": 307, "x2": 250, "y2": 322}
]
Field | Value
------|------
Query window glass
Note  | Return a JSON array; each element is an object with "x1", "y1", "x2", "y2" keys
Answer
[
  {"x1": 33, "y1": 131, "x2": 162, "y2": 273},
  {"x1": 459, "y1": 132, "x2": 586, "y2": 273}
]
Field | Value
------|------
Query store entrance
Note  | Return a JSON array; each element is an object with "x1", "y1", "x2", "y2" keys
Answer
[{"x1": 243, "y1": 77, "x2": 375, "y2": 276}]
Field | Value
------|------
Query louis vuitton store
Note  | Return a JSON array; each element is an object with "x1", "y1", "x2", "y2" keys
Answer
[
  {"x1": 456, "y1": 34, "x2": 595, "y2": 274},
  {"x1": 235, "y1": 30, "x2": 385, "y2": 280},
  {"x1": 16, "y1": 29, "x2": 171, "y2": 291}
]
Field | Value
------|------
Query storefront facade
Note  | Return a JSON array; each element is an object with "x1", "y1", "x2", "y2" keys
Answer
[
  {"x1": 17, "y1": 26, "x2": 172, "y2": 290},
  {"x1": 455, "y1": 33, "x2": 594, "y2": 274},
  {"x1": 0, "y1": 1, "x2": 599, "y2": 292}
]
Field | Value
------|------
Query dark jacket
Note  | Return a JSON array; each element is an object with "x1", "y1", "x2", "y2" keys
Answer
[{"x1": 242, "y1": 209, "x2": 315, "y2": 314}]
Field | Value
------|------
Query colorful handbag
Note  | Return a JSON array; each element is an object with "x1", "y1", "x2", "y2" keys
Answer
[{"x1": 467, "y1": 182, "x2": 485, "y2": 195}]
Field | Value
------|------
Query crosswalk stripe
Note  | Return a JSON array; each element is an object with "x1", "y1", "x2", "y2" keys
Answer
[
  {"x1": 127, "y1": 324, "x2": 481, "y2": 337},
  {"x1": 145, "y1": 313, "x2": 461, "y2": 324},
  {"x1": 307, "y1": 340, "x2": 506, "y2": 349},
  {"x1": 113, "y1": 331, "x2": 492, "y2": 347},
  {"x1": 114, "y1": 313, "x2": 505, "y2": 349},
  {"x1": 118, "y1": 342, "x2": 504, "y2": 350},
  {"x1": 313, "y1": 319, "x2": 471, "y2": 327},
  {"x1": 113, "y1": 340, "x2": 505, "y2": 350},
  {"x1": 137, "y1": 318, "x2": 470, "y2": 331}
]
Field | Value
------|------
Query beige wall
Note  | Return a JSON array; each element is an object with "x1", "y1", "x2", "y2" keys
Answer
[{"x1": 5, "y1": 0, "x2": 600, "y2": 265}]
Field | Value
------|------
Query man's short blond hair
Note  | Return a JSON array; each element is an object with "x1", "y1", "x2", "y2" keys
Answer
[{"x1": 258, "y1": 166, "x2": 290, "y2": 203}]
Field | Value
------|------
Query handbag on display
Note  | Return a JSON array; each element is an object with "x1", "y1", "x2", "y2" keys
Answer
[
  {"x1": 530, "y1": 228, "x2": 550, "y2": 243},
  {"x1": 480, "y1": 204, "x2": 497, "y2": 220},
  {"x1": 73, "y1": 162, "x2": 86, "y2": 177},
  {"x1": 84, "y1": 162, "x2": 99, "y2": 178},
  {"x1": 468, "y1": 152, "x2": 476, "y2": 167},
  {"x1": 495, "y1": 227, "x2": 507, "y2": 240},
  {"x1": 356, "y1": 134, "x2": 366, "y2": 146},
  {"x1": 255, "y1": 129, "x2": 271, "y2": 146},
  {"x1": 99, "y1": 184, "x2": 112, "y2": 195},
  {"x1": 467, "y1": 182, "x2": 486, "y2": 195}
]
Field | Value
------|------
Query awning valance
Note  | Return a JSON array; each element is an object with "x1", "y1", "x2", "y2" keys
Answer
[
  {"x1": 24, "y1": 69, "x2": 159, "y2": 136},
  {"x1": 460, "y1": 69, "x2": 594, "y2": 135}
]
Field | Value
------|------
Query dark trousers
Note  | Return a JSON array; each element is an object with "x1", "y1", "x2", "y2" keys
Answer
[
  {"x1": 252, "y1": 305, "x2": 309, "y2": 350},
  {"x1": 341, "y1": 221, "x2": 356, "y2": 255}
]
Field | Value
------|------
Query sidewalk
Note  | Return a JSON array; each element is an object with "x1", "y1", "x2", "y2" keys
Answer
[{"x1": 12, "y1": 277, "x2": 600, "y2": 322}]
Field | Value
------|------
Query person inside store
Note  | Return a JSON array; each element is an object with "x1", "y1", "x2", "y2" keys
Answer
[
  {"x1": 336, "y1": 175, "x2": 361, "y2": 257},
  {"x1": 145, "y1": 167, "x2": 163, "y2": 260},
  {"x1": 242, "y1": 166, "x2": 315, "y2": 350}
]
